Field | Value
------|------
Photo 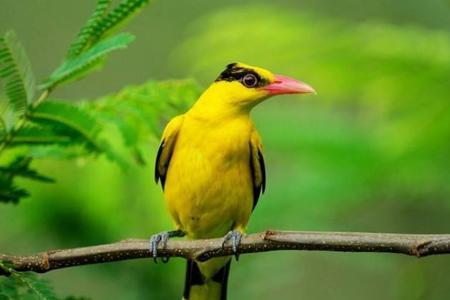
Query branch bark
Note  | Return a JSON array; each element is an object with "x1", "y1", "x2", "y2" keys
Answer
[{"x1": 1, "y1": 231, "x2": 450, "y2": 275}]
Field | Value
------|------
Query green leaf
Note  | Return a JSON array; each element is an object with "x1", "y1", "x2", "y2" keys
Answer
[
  {"x1": 3, "y1": 79, "x2": 199, "y2": 173},
  {"x1": 0, "y1": 31, "x2": 36, "y2": 114},
  {"x1": 30, "y1": 101, "x2": 101, "y2": 150},
  {"x1": 19, "y1": 273, "x2": 59, "y2": 300},
  {"x1": 66, "y1": 0, "x2": 150, "y2": 59},
  {"x1": 89, "y1": 0, "x2": 151, "y2": 43},
  {"x1": 41, "y1": 33, "x2": 135, "y2": 90},
  {"x1": 0, "y1": 270, "x2": 59, "y2": 300},
  {"x1": 41, "y1": 0, "x2": 150, "y2": 90},
  {"x1": 0, "y1": 156, "x2": 54, "y2": 203},
  {"x1": 85, "y1": 79, "x2": 201, "y2": 165},
  {"x1": 0, "y1": 184, "x2": 29, "y2": 204},
  {"x1": 0, "y1": 156, "x2": 54, "y2": 183},
  {"x1": 0, "y1": 100, "x2": 18, "y2": 134},
  {"x1": 0, "y1": 265, "x2": 18, "y2": 297},
  {"x1": 66, "y1": 0, "x2": 113, "y2": 58},
  {"x1": 10, "y1": 125, "x2": 72, "y2": 145}
]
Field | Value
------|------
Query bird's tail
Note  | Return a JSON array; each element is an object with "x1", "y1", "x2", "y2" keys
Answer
[{"x1": 183, "y1": 258, "x2": 231, "y2": 300}]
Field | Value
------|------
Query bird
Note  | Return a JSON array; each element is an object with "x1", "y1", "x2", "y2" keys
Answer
[{"x1": 151, "y1": 62, "x2": 315, "y2": 300}]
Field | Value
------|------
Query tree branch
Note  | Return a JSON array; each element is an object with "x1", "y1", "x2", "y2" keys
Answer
[{"x1": 1, "y1": 230, "x2": 450, "y2": 275}]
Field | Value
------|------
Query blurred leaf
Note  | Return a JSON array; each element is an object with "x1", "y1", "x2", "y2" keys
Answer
[
  {"x1": 0, "y1": 267, "x2": 58, "y2": 300},
  {"x1": 0, "y1": 185, "x2": 29, "y2": 204},
  {"x1": 10, "y1": 126, "x2": 72, "y2": 146},
  {"x1": 0, "y1": 155, "x2": 54, "y2": 203},
  {"x1": 84, "y1": 79, "x2": 201, "y2": 164},
  {"x1": 0, "y1": 156, "x2": 54, "y2": 183},
  {"x1": 0, "y1": 31, "x2": 36, "y2": 114},
  {"x1": 27, "y1": 144, "x2": 91, "y2": 160},
  {"x1": 41, "y1": 33, "x2": 135, "y2": 90},
  {"x1": 0, "y1": 156, "x2": 45, "y2": 203},
  {"x1": 30, "y1": 101, "x2": 101, "y2": 151},
  {"x1": 18, "y1": 273, "x2": 58, "y2": 300}
]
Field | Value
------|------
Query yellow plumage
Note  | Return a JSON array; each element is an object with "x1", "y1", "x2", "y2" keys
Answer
[
  {"x1": 163, "y1": 114, "x2": 256, "y2": 239},
  {"x1": 153, "y1": 63, "x2": 314, "y2": 300}
]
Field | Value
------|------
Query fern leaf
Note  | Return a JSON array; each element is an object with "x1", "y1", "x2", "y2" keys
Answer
[
  {"x1": 0, "y1": 265, "x2": 19, "y2": 296},
  {"x1": 66, "y1": 0, "x2": 149, "y2": 58},
  {"x1": 0, "y1": 31, "x2": 36, "y2": 114},
  {"x1": 30, "y1": 101, "x2": 101, "y2": 150},
  {"x1": 20, "y1": 272, "x2": 59, "y2": 300},
  {"x1": 66, "y1": 0, "x2": 113, "y2": 58},
  {"x1": 46, "y1": 56, "x2": 106, "y2": 90},
  {"x1": 0, "y1": 271, "x2": 59, "y2": 300},
  {"x1": 41, "y1": 33, "x2": 134, "y2": 89},
  {"x1": 0, "y1": 100, "x2": 17, "y2": 133},
  {"x1": 90, "y1": 0, "x2": 150, "y2": 43}
]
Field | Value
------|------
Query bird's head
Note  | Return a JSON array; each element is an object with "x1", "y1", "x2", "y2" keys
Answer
[{"x1": 192, "y1": 62, "x2": 315, "y2": 115}]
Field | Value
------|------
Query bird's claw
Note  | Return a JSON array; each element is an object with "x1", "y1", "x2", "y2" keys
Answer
[
  {"x1": 149, "y1": 230, "x2": 185, "y2": 263},
  {"x1": 149, "y1": 232, "x2": 170, "y2": 263},
  {"x1": 222, "y1": 230, "x2": 243, "y2": 261}
]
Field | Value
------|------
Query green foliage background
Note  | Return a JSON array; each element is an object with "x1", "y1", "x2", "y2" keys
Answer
[{"x1": 1, "y1": 0, "x2": 449, "y2": 299}]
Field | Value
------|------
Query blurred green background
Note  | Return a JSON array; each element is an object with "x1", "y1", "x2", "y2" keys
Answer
[{"x1": 1, "y1": 0, "x2": 449, "y2": 299}]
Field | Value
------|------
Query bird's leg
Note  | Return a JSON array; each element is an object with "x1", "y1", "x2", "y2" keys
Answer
[
  {"x1": 222, "y1": 230, "x2": 243, "y2": 261},
  {"x1": 149, "y1": 229, "x2": 185, "y2": 263}
]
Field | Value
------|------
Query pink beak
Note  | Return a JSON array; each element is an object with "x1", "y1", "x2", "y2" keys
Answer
[{"x1": 264, "y1": 74, "x2": 316, "y2": 95}]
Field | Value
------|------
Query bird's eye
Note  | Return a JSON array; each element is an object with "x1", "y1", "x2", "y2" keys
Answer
[{"x1": 242, "y1": 73, "x2": 258, "y2": 88}]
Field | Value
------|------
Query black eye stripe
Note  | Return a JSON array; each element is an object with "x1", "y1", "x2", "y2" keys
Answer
[
  {"x1": 215, "y1": 64, "x2": 269, "y2": 88},
  {"x1": 216, "y1": 67, "x2": 255, "y2": 81}
]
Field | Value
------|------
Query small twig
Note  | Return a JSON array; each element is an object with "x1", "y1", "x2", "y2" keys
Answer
[{"x1": 1, "y1": 231, "x2": 450, "y2": 275}]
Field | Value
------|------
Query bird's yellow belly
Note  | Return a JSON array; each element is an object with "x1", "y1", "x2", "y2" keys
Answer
[{"x1": 163, "y1": 123, "x2": 253, "y2": 239}]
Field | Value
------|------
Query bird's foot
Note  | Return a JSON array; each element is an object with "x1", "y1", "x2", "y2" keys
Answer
[
  {"x1": 222, "y1": 230, "x2": 243, "y2": 261},
  {"x1": 149, "y1": 229, "x2": 185, "y2": 263}
]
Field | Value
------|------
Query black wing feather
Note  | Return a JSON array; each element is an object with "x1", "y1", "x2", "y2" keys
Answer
[
  {"x1": 258, "y1": 148, "x2": 266, "y2": 194},
  {"x1": 249, "y1": 143, "x2": 266, "y2": 210},
  {"x1": 154, "y1": 140, "x2": 168, "y2": 189}
]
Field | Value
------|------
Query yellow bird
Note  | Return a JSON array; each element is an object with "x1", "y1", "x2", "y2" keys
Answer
[{"x1": 152, "y1": 62, "x2": 315, "y2": 300}]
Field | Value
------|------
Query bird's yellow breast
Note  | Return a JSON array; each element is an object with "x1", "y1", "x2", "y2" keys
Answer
[{"x1": 164, "y1": 113, "x2": 254, "y2": 239}]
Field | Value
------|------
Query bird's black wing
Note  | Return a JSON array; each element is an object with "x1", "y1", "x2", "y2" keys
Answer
[
  {"x1": 155, "y1": 115, "x2": 184, "y2": 190},
  {"x1": 249, "y1": 132, "x2": 266, "y2": 210}
]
